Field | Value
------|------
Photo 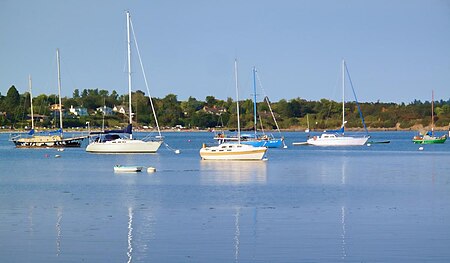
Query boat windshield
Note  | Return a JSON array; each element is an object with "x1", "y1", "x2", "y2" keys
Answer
[{"x1": 104, "y1": 134, "x2": 121, "y2": 142}]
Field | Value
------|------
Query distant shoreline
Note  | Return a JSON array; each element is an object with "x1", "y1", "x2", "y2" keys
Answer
[{"x1": 2, "y1": 125, "x2": 450, "y2": 134}]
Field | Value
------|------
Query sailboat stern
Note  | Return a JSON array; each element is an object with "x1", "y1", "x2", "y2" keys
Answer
[
  {"x1": 86, "y1": 139, "x2": 162, "y2": 153},
  {"x1": 199, "y1": 143, "x2": 267, "y2": 160}
]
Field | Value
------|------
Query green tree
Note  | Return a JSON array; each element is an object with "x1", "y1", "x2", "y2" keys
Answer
[
  {"x1": 108, "y1": 90, "x2": 119, "y2": 106},
  {"x1": 33, "y1": 94, "x2": 50, "y2": 116},
  {"x1": 181, "y1": 96, "x2": 204, "y2": 127},
  {"x1": 132, "y1": 90, "x2": 151, "y2": 124},
  {"x1": 4, "y1": 85, "x2": 20, "y2": 114},
  {"x1": 63, "y1": 97, "x2": 79, "y2": 108},
  {"x1": 191, "y1": 111, "x2": 218, "y2": 128},
  {"x1": 273, "y1": 99, "x2": 290, "y2": 118},
  {"x1": 73, "y1": 89, "x2": 80, "y2": 99},
  {"x1": 205, "y1": 95, "x2": 218, "y2": 106},
  {"x1": 158, "y1": 94, "x2": 182, "y2": 127}
]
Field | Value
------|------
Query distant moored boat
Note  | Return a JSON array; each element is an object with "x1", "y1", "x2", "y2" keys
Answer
[
  {"x1": 305, "y1": 59, "x2": 369, "y2": 146},
  {"x1": 113, "y1": 165, "x2": 143, "y2": 173},
  {"x1": 10, "y1": 50, "x2": 87, "y2": 148},
  {"x1": 412, "y1": 91, "x2": 447, "y2": 144},
  {"x1": 200, "y1": 60, "x2": 267, "y2": 161}
]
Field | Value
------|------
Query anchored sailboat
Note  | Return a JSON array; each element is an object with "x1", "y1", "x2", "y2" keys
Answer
[
  {"x1": 10, "y1": 50, "x2": 87, "y2": 148},
  {"x1": 214, "y1": 67, "x2": 285, "y2": 148},
  {"x1": 200, "y1": 60, "x2": 268, "y2": 160},
  {"x1": 412, "y1": 90, "x2": 447, "y2": 144},
  {"x1": 306, "y1": 59, "x2": 369, "y2": 146},
  {"x1": 305, "y1": 114, "x2": 310, "y2": 133},
  {"x1": 86, "y1": 11, "x2": 162, "y2": 153}
]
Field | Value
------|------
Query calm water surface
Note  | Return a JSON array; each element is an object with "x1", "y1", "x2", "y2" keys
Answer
[{"x1": 1, "y1": 131, "x2": 450, "y2": 262}]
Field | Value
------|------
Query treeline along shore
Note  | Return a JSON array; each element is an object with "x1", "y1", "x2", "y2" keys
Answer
[{"x1": 1, "y1": 85, "x2": 450, "y2": 132}]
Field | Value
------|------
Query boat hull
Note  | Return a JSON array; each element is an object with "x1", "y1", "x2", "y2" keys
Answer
[
  {"x1": 11, "y1": 135, "x2": 86, "y2": 148},
  {"x1": 215, "y1": 136, "x2": 284, "y2": 148},
  {"x1": 86, "y1": 139, "x2": 162, "y2": 153},
  {"x1": 200, "y1": 143, "x2": 267, "y2": 160},
  {"x1": 114, "y1": 165, "x2": 143, "y2": 172},
  {"x1": 412, "y1": 136, "x2": 447, "y2": 144},
  {"x1": 241, "y1": 138, "x2": 284, "y2": 148},
  {"x1": 307, "y1": 135, "x2": 369, "y2": 146}
]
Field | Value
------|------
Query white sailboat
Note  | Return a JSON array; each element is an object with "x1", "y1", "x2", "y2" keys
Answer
[
  {"x1": 213, "y1": 67, "x2": 285, "y2": 148},
  {"x1": 200, "y1": 60, "x2": 268, "y2": 160},
  {"x1": 86, "y1": 11, "x2": 162, "y2": 153},
  {"x1": 305, "y1": 114, "x2": 310, "y2": 133},
  {"x1": 306, "y1": 59, "x2": 369, "y2": 146}
]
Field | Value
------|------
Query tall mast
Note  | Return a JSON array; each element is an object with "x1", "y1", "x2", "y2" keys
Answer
[
  {"x1": 235, "y1": 59, "x2": 241, "y2": 144},
  {"x1": 29, "y1": 75, "x2": 34, "y2": 130},
  {"x1": 102, "y1": 98, "x2": 106, "y2": 132},
  {"x1": 126, "y1": 11, "x2": 133, "y2": 139},
  {"x1": 56, "y1": 49, "x2": 63, "y2": 132},
  {"x1": 252, "y1": 66, "x2": 257, "y2": 137},
  {"x1": 342, "y1": 59, "x2": 345, "y2": 132},
  {"x1": 306, "y1": 114, "x2": 309, "y2": 130},
  {"x1": 431, "y1": 90, "x2": 434, "y2": 134}
]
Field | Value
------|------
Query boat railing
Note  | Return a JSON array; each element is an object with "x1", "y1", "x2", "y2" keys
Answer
[
  {"x1": 142, "y1": 133, "x2": 164, "y2": 142},
  {"x1": 8, "y1": 133, "x2": 25, "y2": 141}
]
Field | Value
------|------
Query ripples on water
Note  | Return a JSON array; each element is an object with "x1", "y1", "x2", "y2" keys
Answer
[{"x1": 0, "y1": 131, "x2": 450, "y2": 262}]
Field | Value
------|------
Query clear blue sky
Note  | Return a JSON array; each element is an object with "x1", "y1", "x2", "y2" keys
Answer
[{"x1": 1, "y1": 0, "x2": 449, "y2": 103}]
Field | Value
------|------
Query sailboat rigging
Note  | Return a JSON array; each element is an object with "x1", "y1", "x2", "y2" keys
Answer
[
  {"x1": 10, "y1": 50, "x2": 87, "y2": 148},
  {"x1": 412, "y1": 90, "x2": 447, "y2": 144},
  {"x1": 86, "y1": 11, "x2": 162, "y2": 153},
  {"x1": 200, "y1": 60, "x2": 268, "y2": 160},
  {"x1": 305, "y1": 59, "x2": 369, "y2": 146},
  {"x1": 214, "y1": 67, "x2": 285, "y2": 148},
  {"x1": 305, "y1": 114, "x2": 310, "y2": 133}
]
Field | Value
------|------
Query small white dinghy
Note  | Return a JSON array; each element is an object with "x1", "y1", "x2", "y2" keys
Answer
[{"x1": 114, "y1": 165, "x2": 143, "y2": 173}]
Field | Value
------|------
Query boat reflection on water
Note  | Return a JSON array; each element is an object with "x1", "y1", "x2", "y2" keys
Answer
[
  {"x1": 28, "y1": 205, "x2": 35, "y2": 237},
  {"x1": 127, "y1": 207, "x2": 133, "y2": 263},
  {"x1": 200, "y1": 161, "x2": 267, "y2": 185},
  {"x1": 123, "y1": 204, "x2": 155, "y2": 261},
  {"x1": 317, "y1": 155, "x2": 349, "y2": 260},
  {"x1": 341, "y1": 206, "x2": 347, "y2": 260},
  {"x1": 56, "y1": 207, "x2": 63, "y2": 257},
  {"x1": 339, "y1": 159, "x2": 347, "y2": 260},
  {"x1": 315, "y1": 156, "x2": 349, "y2": 185},
  {"x1": 341, "y1": 158, "x2": 347, "y2": 185},
  {"x1": 234, "y1": 207, "x2": 241, "y2": 263}
]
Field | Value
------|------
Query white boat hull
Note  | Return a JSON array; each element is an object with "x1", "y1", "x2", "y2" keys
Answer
[
  {"x1": 114, "y1": 165, "x2": 143, "y2": 172},
  {"x1": 307, "y1": 135, "x2": 369, "y2": 146},
  {"x1": 200, "y1": 143, "x2": 267, "y2": 160},
  {"x1": 86, "y1": 139, "x2": 162, "y2": 153}
]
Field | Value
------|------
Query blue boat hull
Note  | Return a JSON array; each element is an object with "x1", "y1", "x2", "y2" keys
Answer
[{"x1": 241, "y1": 138, "x2": 284, "y2": 148}]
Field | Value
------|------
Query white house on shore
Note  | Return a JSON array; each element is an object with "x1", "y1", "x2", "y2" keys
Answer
[
  {"x1": 69, "y1": 105, "x2": 88, "y2": 116},
  {"x1": 113, "y1": 105, "x2": 128, "y2": 115},
  {"x1": 95, "y1": 106, "x2": 113, "y2": 116}
]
